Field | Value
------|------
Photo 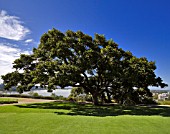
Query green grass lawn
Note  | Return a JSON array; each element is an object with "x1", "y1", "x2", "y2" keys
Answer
[
  {"x1": 0, "y1": 101, "x2": 170, "y2": 134},
  {"x1": 158, "y1": 100, "x2": 170, "y2": 105},
  {"x1": 0, "y1": 97, "x2": 18, "y2": 104}
]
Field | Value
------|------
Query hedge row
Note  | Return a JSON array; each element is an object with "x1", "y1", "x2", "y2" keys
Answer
[
  {"x1": 0, "y1": 93, "x2": 67, "y2": 100},
  {"x1": 0, "y1": 100, "x2": 18, "y2": 104}
]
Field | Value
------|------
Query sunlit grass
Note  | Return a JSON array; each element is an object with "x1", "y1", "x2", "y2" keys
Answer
[
  {"x1": 158, "y1": 100, "x2": 170, "y2": 105},
  {"x1": 0, "y1": 101, "x2": 170, "y2": 134}
]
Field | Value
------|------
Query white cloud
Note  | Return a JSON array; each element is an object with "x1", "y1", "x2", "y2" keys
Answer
[
  {"x1": 0, "y1": 43, "x2": 31, "y2": 83},
  {"x1": 25, "y1": 39, "x2": 33, "y2": 43},
  {"x1": 0, "y1": 10, "x2": 30, "y2": 41}
]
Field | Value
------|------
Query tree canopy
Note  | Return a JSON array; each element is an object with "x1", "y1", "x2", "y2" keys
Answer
[{"x1": 1, "y1": 28, "x2": 168, "y2": 105}]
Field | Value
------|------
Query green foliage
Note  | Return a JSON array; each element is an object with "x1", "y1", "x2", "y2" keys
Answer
[
  {"x1": 27, "y1": 91, "x2": 41, "y2": 98},
  {"x1": 0, "y1": 97, "x2": 18, "y2": 104},
  {"x1": 153, "y1": 93, "x2": 158, "y2": 100},
  {"x1": 0, "y1": 93, "x2": 56, "y2": 100},
  {"x1": 32, "y1": 92, "x2": 39, "y2": 97},
  {"x1": 1, "y1": 28, "x2": 168, "y2": 105},
  {"x1": 51, "y1": 93, "x2": 66, "y2": 100},
  {"x1": 68, "y1": 87, "x2": 85, "y2": 101}
]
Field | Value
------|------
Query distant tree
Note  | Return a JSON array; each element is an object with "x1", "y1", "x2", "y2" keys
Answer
[
  {"x1": 1, "y1": 28, "x2": 168, "y2": 105},
  {"x1": 68, "y1": 87, "x2": 85, "y2": 101}
]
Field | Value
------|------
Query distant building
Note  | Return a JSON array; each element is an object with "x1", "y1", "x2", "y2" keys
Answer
[{"x1": 158, "y1": 93, "x2": 169, "y2": 100}]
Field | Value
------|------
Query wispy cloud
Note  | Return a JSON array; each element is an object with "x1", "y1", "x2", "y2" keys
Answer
[
  {"x1": 0, "y1": 10, "x2": 30, "y2": 41},
  {"x1": 25, "y1": 39, "x2": 33, "y2": 43},
  {"x1": 0, "y1": 10, "x2": 33, "y2": 83},
  {"x1": 0, "y1": 43, "x2": 31, "y2": 83}
]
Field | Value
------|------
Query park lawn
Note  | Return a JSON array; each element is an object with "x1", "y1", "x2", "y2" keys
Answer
[
  {"x1": 0, "y1": 101, "x2": 170, "y2": 134},
  {"x1": 0, "y1": 97, "x2": 18, "y2": 104},
  {"x1": 158, "y1": 100, "x2": 170, "y2": 105}
]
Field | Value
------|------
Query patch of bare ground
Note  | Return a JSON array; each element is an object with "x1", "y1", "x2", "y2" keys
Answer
[{"x1": 0, "y1": 97, "x2": 55, "y2": 106}]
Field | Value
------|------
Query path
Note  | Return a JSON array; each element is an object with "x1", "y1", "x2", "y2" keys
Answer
[{"x1": 0, "y1": 97, "x2": 55, "y2": 106}]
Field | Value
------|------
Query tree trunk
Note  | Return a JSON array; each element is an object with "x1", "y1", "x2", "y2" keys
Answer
[
  {"x1": 92, "y1": 93, "x2": 99, "y2": 105},
  {"x1": 101, "y1": 93, "x2": 106, "y2": 104},
  {"x1": 106, "y1": 92, "x2": 112, "y2": 103},
  {"x1": 120, "y1": 98, "x2": 124, "y2": 105}
]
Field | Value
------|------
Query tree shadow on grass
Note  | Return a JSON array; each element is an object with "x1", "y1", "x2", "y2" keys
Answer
[{"x1": 16, "y1": 101, "x2": 170, "y2": 117}]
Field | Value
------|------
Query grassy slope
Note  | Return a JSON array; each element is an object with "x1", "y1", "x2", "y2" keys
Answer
[{"x1": 0, "y1": 102, "x2": 170, "y2": 134}]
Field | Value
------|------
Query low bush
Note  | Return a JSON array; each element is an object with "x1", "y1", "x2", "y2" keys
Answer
[
  {"x1": 0, "y1": 93, "x2": 67, "y2": 100},
  {"x1": 0, "y1": 98, "x2": 18, "y2": 104}
]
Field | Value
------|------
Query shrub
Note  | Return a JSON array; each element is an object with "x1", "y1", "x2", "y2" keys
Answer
[
  {"x1": 0, "y1": 98, "x2": 18, "y2": 104},
  {"x1": 32, "y1": 92, "x2": 39, "y2": 97}
]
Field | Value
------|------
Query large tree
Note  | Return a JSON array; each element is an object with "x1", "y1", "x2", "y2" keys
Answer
[{"x1": 1, "y1": 28, "x2": 168, "y2": 105}]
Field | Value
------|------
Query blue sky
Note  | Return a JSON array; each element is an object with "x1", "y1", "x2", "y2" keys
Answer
[{"x1": 0, "y1": 0, "x2": 170, "y2": 89}]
